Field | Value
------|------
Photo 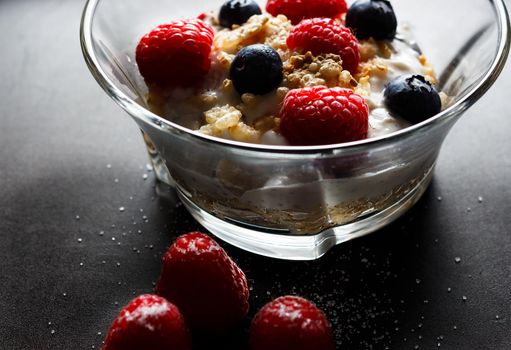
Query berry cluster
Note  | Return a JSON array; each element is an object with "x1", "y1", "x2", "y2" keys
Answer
[
  {"x1": 135, "y1": 0, "x2": 441, "y2": 145},
  {"x1": 101, "y1": 233, "x2": 335, "y2": 350}
]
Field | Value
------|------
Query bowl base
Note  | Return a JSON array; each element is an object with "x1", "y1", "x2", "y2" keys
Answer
[{"x1": 176, "y1": 165, "x2": 435, "y2": 260}]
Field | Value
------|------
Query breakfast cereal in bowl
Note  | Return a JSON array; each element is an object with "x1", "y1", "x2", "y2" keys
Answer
[
  {"x1": 81, "y1": 0, "x2": 510, "y2": 259},
  {"x1": 138, "y1": 0, "x2": 446, "y2": 147}
]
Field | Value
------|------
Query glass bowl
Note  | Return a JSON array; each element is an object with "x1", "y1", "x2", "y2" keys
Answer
[{"x1": 81, "y1": 0, "x2": 510, "y2": 260}]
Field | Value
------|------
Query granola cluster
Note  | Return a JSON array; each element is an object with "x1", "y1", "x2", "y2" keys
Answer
[
  {"x1": 214, "y1": 14, "x2": 293, "y2": 55},
  {"x1": 284, "y1": 52, "x2": 356, "y2": 89}
]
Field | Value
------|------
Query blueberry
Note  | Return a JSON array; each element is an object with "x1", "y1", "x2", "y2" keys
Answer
[
  {"x1": 230, "y1": 44, "x2": 283, "y2": 95},
  {"x1": 219, "y1": 0, "x2": 262, "y2": 28},
  {"x1": 384, "y1": 74, "x2": 441, "y2": 123},
  {"x1": 346, "y1": 0, "x2": 397, "y2": 41}
]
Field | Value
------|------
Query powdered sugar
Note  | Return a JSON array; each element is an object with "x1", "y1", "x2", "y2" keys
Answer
[
  {"x1": 122, "y1": 299, "x2": 170, "y2": 331},
  {"x1": 187, "y1": 239, "x2": 222, "y2": 254},
  {"x1": 277, "y1": 303, "x2": 303, "y2": 321}
]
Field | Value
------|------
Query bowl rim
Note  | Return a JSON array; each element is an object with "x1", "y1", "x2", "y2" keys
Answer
[{"x1": 80, "y1": 0, "x2": 511, "y2": 154}]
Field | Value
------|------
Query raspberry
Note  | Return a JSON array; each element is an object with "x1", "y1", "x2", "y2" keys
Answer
[
  {"x1": 249, "y1": 296, "x2": 335, "y2": 350},
  {"x1": 266, "y1": 0, "x2": 348, "y2": 24},
  {"x1": 135, "y1": 19, "x2": 214, "y2": 87},
  {"x1": 156, "y1": 232, "x2": 249, "y2": 333},
  {"x1": 279, "y1": 86, "x2": 369, "y2": 145},
  {"x1": 287, "y1": 18, "x2": 360, "y2": 73},
  {"x1": 102, "y1": 294, "x2": 191, "y2": 350}
]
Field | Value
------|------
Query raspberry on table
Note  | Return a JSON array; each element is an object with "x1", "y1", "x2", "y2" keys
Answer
[
  {"x1": 249, "y1": 295, "x2": 335, "y2": 350},
  {"x1": 101, "y1": 294, "x2": 191, "y2": 350},
  {"x1": 135, "y1": 19, "x2": 214, "y2": 88},
  {"x1": 156, "y1": 232, "x2": 249, "y2": 333},
  {"x1": 287, "y1": 17, "x2": 360, "y2": 73},
  {"x1": 266, "y1": 0, "x2": 348, "y2": 24},
  {"x1": 279, "y1": 86, "x2": 369, "y2": 145}
]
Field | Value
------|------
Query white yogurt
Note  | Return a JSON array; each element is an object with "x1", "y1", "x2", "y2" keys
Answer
[{"x1": 365, "y1": 39, "x2": 429, "y2": 138}]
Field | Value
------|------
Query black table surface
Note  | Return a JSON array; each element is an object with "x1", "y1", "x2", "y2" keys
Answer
[{"x1": 1, "y1": 0, "x2": 510, "y2": 349}]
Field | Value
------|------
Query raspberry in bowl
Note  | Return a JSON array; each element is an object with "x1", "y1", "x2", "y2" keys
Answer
[{"x1": 81, "y1": 0, "x2": 510, "y2": 259}]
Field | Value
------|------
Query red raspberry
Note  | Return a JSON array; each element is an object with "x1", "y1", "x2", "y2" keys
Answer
[
  {"x1": 156, "y1": 232, "x2": 249, "y2": 333},
  {"x1": 279, "y1": 86, "x2": 369, "y2": 145},
  {"x1": 102, "y1": 294, "x2": 191, "y2": 350},
  {"x1": 135, "y1": 19, "x2": 214, "y2": 87},
  {"x1": 266, "y1": 0, "x2": 348, "y2": 24},
  {"x1": 249, "y1": 296, "x2": 335, "y2": 350},
  {"x1": 287, "y1": 18, "x2": 360, "y2": 73}
]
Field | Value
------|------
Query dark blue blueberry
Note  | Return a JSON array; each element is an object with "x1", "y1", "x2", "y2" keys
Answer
[
  {"x1": 230, "y1": 44, "x2": 283, "y2": 95},
  {"x1": 219, "y1": 0, "x2": 262, "y2": 28},
  {"x1": 346, "y1": 0, "x2": 397, "y2": 41},
  {"x1": 384, "y1": 74, "x2": 441, "y2": 123}
]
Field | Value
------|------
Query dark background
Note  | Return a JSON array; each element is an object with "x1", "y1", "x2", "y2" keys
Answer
[{"x1": 1, "y1": 0, "x2": 510, "y2": 349}]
